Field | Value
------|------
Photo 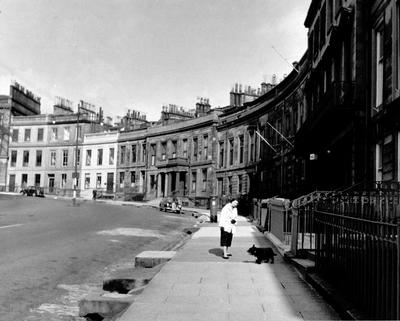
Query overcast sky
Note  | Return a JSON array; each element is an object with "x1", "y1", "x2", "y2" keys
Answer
[{"x1": 0, "y1": 0, "x2": 311, "y2": 121}]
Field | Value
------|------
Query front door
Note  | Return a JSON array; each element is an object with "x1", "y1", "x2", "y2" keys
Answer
[
  {"x1": 9, "y1": 174, "x2": 15, "y2": 192},
  {"x1": 106, "y1": 172, "x2": 114, "y2": 193},
  {"x1": 35, "y1": 174, "x2": 41, "y2": 187},
  {"x1": 171, "y1": 172, "x2": 176, "y2": 194},
  {"x1": 217, "y1": 178, "x2": 223, "y2": 197},
  {"x1": 161, "y1": 173, "x2": 166, "y2": 197},
  {"x1": 21, "y1": 174, "x2": 28, "y2": 188},
  {"x1": 48, "y1": 174, "x2": 55, "y2": 194},
  {"x1": 178, "y1": 172, "x2": 185, "y2": 196},
  {"x1": 141, "y1": 171, "x2": 145, "y2": 193}
]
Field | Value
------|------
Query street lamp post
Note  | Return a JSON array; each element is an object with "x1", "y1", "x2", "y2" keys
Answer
[{"x1": 73, "y1": 110, "x2": 80, "y2": 206}]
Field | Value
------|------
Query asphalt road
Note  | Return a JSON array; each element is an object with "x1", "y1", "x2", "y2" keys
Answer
[{"x1": 0, "y1": 194, "x2": 196, "y2": 321}]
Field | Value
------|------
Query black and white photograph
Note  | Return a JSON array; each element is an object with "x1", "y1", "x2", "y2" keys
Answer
[{"x1": 0, "y1": 0, "x2": 399, "y2": 320}]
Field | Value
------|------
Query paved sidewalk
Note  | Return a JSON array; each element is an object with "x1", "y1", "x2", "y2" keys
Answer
[{"x1": 117, "y1": 217, "x2": 340, "y2": 321}]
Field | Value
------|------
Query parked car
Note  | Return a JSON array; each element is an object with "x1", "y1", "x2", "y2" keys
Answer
[
  {"x1": 20, "y1": 186, "x2": 45, "y2": 197},
  {"x1": 159, "y1": 197, "x2": 182, "y2": 213}
]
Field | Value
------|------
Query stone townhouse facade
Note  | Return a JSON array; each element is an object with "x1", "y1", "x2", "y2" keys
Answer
[
  {"x1": 0, "y1": 82, "x2": 42, "y2": 189},
  {"x1": 251, "y1": 0, "x2": 400, "y2": 198},
  {"x1": 80, "y1": 131, "x2": 119, "y2": 198},
  {"x1": 296, "y1": 0, "x2": 368, "y2": 192},
  {"x1": 369, "y1": 0, "x2": 400, "y2": 183},
  {"x1": 116, "y1": 128, "x2": 148, "y2": 196},
  {"x1": 231, "y1": 54, "x2": 310, "y2": 200},
  {"x1": 7, "y1": 109, "x2": 103, "y2": 194},
  {"x1": 117, "y1": 113, "x2": 221, "y2": 202},
  {"x1": 295, "y1": 0, "x2": 400, "y2": 193},
  {"x1": 215, "y1": 112, "x2": 256, "y2": 199}
]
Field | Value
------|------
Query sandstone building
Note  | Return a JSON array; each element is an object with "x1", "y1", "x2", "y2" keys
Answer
[{"x1": 7, "y1": 98, "x2": 104, "y2": 195}]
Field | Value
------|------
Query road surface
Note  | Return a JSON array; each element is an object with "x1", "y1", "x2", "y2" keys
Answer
[{"x1": 0, "y1": 194, "x2": 196, "y2": 320}]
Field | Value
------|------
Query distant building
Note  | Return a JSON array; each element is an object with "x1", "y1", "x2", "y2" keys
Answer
[
  {"x1": 117, "y1": 112, "x2": 220, "y2": 202},
  {"x1": 53, "y1": 96, "x2": 74, "y2": 115},
  {"x1": 7, "y1": 102, "x2": 105, "y2": 194},
  {"x1": 0, "y1": 83, "x2": 42, "y2": 189},
  {"x1": 9, "y1": 81, "x2": 41, "y2": 116},
  {"x1": 195, "y1": 98, "x2": 211, "y2": 117},
  {"x1": 0, "y1": 96, "x2": 11, "y2": 189},
  {"x1": 116, "y1": 127, "x2": 148, "y2": 197},
  {"x1": 229, "y1": 82, "x2": 274, "y2": 108},
  {"x1": 215, "y1": 113, "x2": 255, "y2": 201},
  {"x1": 160, "y1": 104, "x2": 195, "y2": 125},
  {"x1": 118, "y1": 109, "x2": 148, "y2": 131},
  {"x1": 80, "y1": 131, "x2": 119, "y2": 198}
]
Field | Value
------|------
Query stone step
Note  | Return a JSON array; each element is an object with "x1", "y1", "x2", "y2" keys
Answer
[
  {"x1": 291, "y1": 258, "x2": 315, "y2": 273},
  {"x1": 79, "y1": 291, "x2": 135, "y2": 320},
  {"x1": 80, "y1": 261, "x2": 166, "y2": 319},
  {"x1": 103, "y1": 266, "x2": 162, "y2": 293},
  {"x1": 134, "y1": 250, "x2": 176, "y2": 268},
  {"x1": 79, "y1": 251, "x2": 176, "y2": 319}
]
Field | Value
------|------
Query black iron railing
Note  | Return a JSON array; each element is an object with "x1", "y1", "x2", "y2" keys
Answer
[
  {"x1": 314, "y1": 185, "x2": 400, "y2": 320},
  {"x1": 321, "y1": 181, "x2": 400, "y2": 223},
  {"x1": 290, "y1": 191, "x2": 331, "y2": 255}
]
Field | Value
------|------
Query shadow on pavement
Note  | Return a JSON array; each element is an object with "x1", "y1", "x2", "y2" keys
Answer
[{"x1": 208, "y1": 248, "x2": 223, "y2": 257}]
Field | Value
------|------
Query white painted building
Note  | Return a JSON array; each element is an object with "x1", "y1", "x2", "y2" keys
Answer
[{"x1": 80, "y1": 131, "x2": 119, "y2": 199}]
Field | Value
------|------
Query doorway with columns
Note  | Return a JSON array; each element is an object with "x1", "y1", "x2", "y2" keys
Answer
[{"x1": 157, "y1": 171, "x2": 188, "y2": 197}]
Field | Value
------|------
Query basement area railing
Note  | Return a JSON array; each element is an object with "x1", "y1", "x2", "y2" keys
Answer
[{"x1": 314, "y1": 185, "x2": 400, "y2": 320}]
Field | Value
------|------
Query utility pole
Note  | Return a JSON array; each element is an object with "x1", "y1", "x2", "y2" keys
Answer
[{"x1": 73, "y1": 109, "x2": 80, "y2": 206}]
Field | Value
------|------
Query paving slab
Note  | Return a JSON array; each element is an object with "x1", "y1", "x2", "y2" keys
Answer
[{"x1": 116, "y1": 217, "x2": 341, "y2": 321}]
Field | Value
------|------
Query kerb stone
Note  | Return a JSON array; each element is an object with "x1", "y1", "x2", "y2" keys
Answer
[{"x1": 79, "y1": 292, "x2": 134, "y2": 319}]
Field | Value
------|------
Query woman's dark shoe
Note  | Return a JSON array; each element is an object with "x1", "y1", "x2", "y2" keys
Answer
[
  {"x1": 222, "y1": 255, "x2": 229, "y2": 259},
  {"x1": 227, "y1": 253, "x2": 232, "y2": 256}
]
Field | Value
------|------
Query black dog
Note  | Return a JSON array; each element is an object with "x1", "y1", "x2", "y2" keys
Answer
[{"x1": 247, "y1": 244, "x2": 277, "y2": 264}]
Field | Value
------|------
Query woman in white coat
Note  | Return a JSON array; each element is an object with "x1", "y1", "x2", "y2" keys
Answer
[{"x1": 218, "y1": 198, "x2": 239, "y2": 259}]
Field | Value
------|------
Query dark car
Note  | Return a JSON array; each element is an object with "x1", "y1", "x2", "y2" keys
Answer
[
  {"x1": 159, "y1": 197, "x2": 182, "y2": 213},
  {"x1": 20, "y1": 186, "x2": 45, "y2": 197}
]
